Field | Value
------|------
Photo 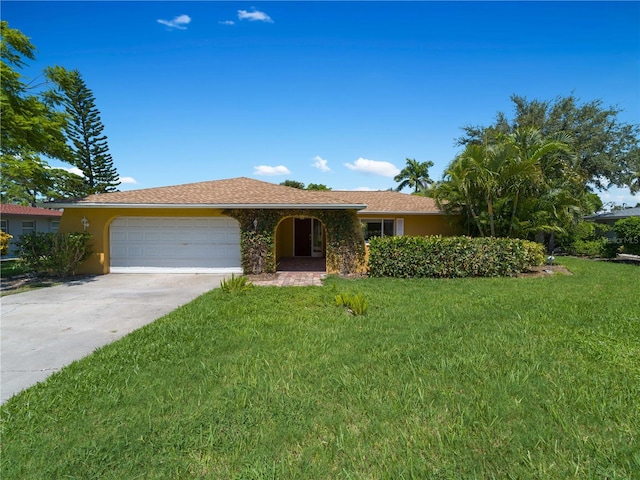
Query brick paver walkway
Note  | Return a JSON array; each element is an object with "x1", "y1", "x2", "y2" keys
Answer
[{"x1": 251, "y1": 271, "x2": 326, "y2": 287}]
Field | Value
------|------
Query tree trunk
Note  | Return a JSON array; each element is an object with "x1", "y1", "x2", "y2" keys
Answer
[
  {"x1": 548, "y1": 233, "x2": 556, "y2": 255},
  {"x1": 508, "y1": 190, "x2": 519, "y2": 237},
  {"x1": 487, "y1": 196, "x2": 495, "y2": 237}
]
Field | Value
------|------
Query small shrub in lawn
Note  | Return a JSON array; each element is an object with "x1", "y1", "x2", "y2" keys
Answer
[
  {"x1": 335, "y1": 291, "x2": 368, "y2": 316},
  {"x1": 368, "y1": 235, "x2": 544, "y2": 278},
  {"x1": 220, "y1": 273, "x2": 253, "y2": 293}
]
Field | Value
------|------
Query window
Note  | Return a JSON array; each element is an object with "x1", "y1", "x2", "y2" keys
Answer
[
  {"x1": 22, "y1": 221, "x2": 35, "y2": 235},
  {"x1": 51, "y1": 221, "x2": 60, "y2": 233},
  {"x1": 362, "y1": 219, "x2": 395, "y2": 241},
  {"x1": 0, "y1": 219, "x2": 7, "y2": 233}
]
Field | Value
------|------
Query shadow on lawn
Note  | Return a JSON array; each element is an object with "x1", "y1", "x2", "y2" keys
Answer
[{"x1": 0, "y1": 273, "x2": 98, "y2": 295}]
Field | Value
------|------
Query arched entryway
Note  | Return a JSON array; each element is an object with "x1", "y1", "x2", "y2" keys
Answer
[{"x1": 276, "y1": 216, "x2": 326, "y2": 272}]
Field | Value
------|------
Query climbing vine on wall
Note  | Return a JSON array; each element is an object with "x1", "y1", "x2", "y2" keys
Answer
[
  {"x1": 319, "y1": 210, "x2": 366, "y2": 274},
  {"x1": 223, "y1": 208, "x2": 366, "y2": 275}
]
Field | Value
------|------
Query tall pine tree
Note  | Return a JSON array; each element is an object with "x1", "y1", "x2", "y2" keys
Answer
[{"x1": 47, "y1": 67, "x2": 120, "y2": 195}]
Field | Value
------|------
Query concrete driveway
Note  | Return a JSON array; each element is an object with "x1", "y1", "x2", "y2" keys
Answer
[{"x1": 1, "y1": 274, "x2": 227, "y2": 404}]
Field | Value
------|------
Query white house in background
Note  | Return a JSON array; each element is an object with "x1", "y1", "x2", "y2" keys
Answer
[{"x1": 0, "y1": 204, "x2": 63, "y2": 257}]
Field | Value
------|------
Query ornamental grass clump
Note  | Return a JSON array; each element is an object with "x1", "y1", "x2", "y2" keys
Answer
[
  {"x1": 335, "y1": 291, "x2": 368, "y2": 316},
  {"x1": 220, "y1": 273, "x2": 254, "y2": 294}
]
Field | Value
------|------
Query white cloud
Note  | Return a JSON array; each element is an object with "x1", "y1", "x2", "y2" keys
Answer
[
  {"x1": 238, "y1": 9, "x2": 273, "y2": 23},
  {"x1": 312, "y1": 155, "x2": 331, "y2": 172},
  {"x1": 253, "y1": 165, "x2": 291, "y2": 176},
  {"x1": 157, "y1": 14, "x2": 191, "y2": 30},
  {"x1": 219, "y1": 20, "x2": 235, "y2": 26},
  {"x1": 598, "y1": 186, "x2": 639, "y2": 210},
  {"x1": 119, "y1": 176, "x2": 137, "y2": 184},
  {"x1": 344, "y1": 157, "x2": 400, "y2": 178}
]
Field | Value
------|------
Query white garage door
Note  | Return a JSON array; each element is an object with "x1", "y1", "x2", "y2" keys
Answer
[{"x1": 110, "y1": 217, "x2": 242, "y2": 273}]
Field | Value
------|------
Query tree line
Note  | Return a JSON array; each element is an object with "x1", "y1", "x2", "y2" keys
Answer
[
  {"x1": 3, "y1": 19, "x2": 639, "y2": 251},
  {"x1": 1, "y1": 21, "x2": 119, "y2": 206},
  {"x1": 393, "y1": 95, "x2": 640, "y2": 247}
]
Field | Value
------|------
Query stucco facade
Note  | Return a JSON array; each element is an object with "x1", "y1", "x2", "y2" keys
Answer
[{"x1": 51, "y1": 177, "x2": 458, "y2": 275}]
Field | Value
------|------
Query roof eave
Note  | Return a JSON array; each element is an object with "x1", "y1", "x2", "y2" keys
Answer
[
  {"x1": 359, "y1": 210, "x2": 445, "y2": 215},
  {"x1": 0, "y1": 213, "x2": 63, "y2": 218},
  {"x1": 47, "y1": 202, "x2": 367, "y2": 210}
]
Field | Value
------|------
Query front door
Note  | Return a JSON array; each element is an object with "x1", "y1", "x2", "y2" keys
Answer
[{"x1": 294, "y1": 218, "x2": 311, "y2": 256}]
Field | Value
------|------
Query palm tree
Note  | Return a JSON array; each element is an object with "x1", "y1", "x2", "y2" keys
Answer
[
  {"x1": 394, "y1": 158, "x2": 434, "y2": 193},
  {"x1": 503, "y1": 127, "x2": 574, "y2": 236},
  {"x1": 435, "y1": 154, "x2": 486, "y2": 236},
  {"x1": 436, "y1": 127, "x2": 574, "y2": 238},
  {"x1": 456, "y1": 142, "x2": 513, "y2": 237}
]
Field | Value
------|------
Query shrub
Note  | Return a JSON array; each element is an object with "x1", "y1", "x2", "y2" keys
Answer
[
  {"x1": 522, "y1": 239, "x2": 545, "y2": 267},
  {"x1": 16, "y1": 232, "x2": 92, "y2": 278},
  {"x1": 0, "y1": 230, "x2": 12, "y2": 256},
  {"x1": 562, "y1": 221, "x2": 610, "y2": 257},
  {"x1": 220, "y1": 273, "x2": 253, "y2": 293},
  {"x1": 368, "y1": 236, "x2": 544, "y2": 278},
  {"x1": 571, "y1": 239, "x2": 608, "y2": 257},
  {"x1": 612, "y1": 217, "x2": 640, "y2": 255},
  {"x1": 335, "y1": 291, "x2": 368, "y2": 316}
]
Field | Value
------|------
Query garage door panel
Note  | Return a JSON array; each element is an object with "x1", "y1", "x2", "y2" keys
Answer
[{"x1": 110, "y1": 216, "x2": 242, "y2": 273}]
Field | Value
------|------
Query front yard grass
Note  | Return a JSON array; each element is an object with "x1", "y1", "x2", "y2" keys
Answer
[
  {"x1": 1, "y1": 257, "x2": 639, "y2": 478},
  {"x1": 0, "y1": 258, "x2": 29, "y2": 278},
  {"x1": 0, "y1": 258, "x2": 61, "y2": 296}
]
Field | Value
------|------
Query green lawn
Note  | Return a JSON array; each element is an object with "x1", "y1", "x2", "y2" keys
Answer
[{"x1": 1, "y1": 257, "x2": 639, "y2": 479}]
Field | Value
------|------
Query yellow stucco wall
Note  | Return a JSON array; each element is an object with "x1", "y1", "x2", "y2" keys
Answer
[
  {"x1": 358, "y1": 213, "x2": 459, "y2": 237},
  {"x1": 276, "y1": 217, "x2": 294, "y2": 258},
  {"x1": 58, "y1": 208, "x2": 228, "y2": 274},
  {"x1": 60, "y1": 207, "x2": 460, "y2": 275}
]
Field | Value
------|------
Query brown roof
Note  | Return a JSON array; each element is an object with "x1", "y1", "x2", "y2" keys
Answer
[
  {"x1": 49, "y1": 177, "x2": 444, "y2": 214},
  {"x1": 0, "y1": 204, "x2": 63, "y2": 217},
  {"x1": 329, "y1": 190, "x2": 443, "y2": 214},
  {"x1": 52, "y1": 177, "x2": 365, "y2": 209}
]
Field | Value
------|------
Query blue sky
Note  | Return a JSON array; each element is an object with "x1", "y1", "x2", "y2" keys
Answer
[{"x1": 4, "y1": 1, "x2": 639, "y2": 206}]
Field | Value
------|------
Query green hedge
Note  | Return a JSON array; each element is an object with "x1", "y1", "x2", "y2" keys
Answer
[
  {"x1": 613, "y1": 217, "x2": 640, "y2": 255},
  {"x1": 368, "y1": 236, "x2": 545, "y2": 278}
]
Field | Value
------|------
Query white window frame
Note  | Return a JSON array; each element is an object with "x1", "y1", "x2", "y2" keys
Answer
[
  {"x1": 22, "y1": 220, "x2": 35, "y2": 235},
  {"x1": 51, "y1": 220, "x2": 60, "y2": 233},
  {"x1": 362, "y1": 218, "x2": 395, "y2": 241}
]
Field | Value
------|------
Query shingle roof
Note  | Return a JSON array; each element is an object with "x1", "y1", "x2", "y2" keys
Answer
[
  {"x1": 49, "y1": 177, "x2": 445, "y2": 214},
  {"x1": 52, "y1": 177, "x2": 363, "y2": 209},
  {"x1": 327, "y1": 190, "x2": 443, "y2": 214},
  {"x1": 0, "y1": 204, "x2": 63, "y2": 217}
]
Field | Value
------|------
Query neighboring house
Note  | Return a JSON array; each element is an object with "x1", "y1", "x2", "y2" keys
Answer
[
  {"x1": 584, "y1": 207, "x2": 640, "y2": 226},
  {"x1": 0, "y1": 204, "x2": 63, "y2": 257},
  {"x1": 49, "y1": 177, "x2": 458, "y2": 275}
]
